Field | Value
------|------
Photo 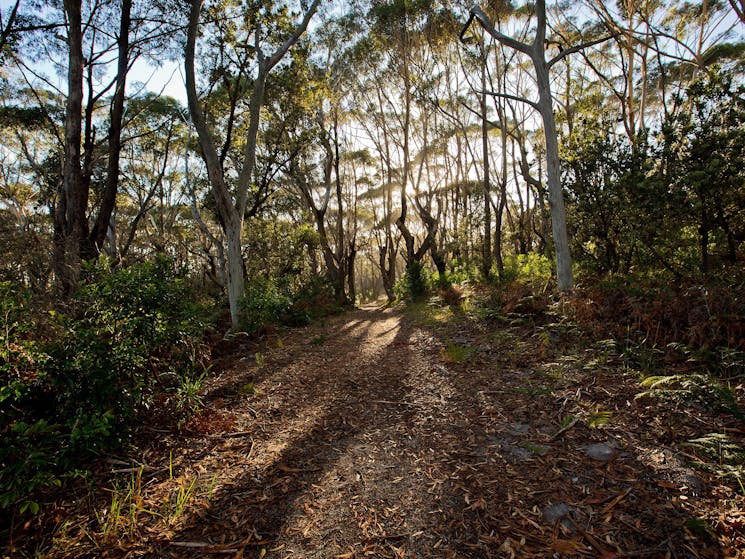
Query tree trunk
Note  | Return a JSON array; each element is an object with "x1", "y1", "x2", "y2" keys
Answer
[
  {"x1": 185, "y1": 0, "x2": 244, "y2": 328},
  {"x1": 347, "y1": 241, "x2": 357, "y2": 305},
  {"x1": 88, "y1": 0, "x2": 132, "y2": 257},
  {"x1": 225, "y1": 221, "x2": 244, "y2": 327},
  {"x1": 534, "y1": 58, "x2": 574, "y2": 290},
  {"x1": 56, "y1": 0, "x2": 85, "y2": 295},
  {"x1": 480, "y1": 51, "x2": 492, "y2": 280}
]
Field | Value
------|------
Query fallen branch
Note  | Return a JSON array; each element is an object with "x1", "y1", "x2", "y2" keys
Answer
[
  {"x1": 207, "y1": 430, "x2": 254, "y2": 438},
  {"x1": 169, "y1": 542, "x2": 239, "y2": 554}
]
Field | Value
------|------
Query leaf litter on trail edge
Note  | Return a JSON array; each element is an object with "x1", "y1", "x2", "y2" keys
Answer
[{"x1": 8, "y1": 306, "x2": 745, "y2": 558}]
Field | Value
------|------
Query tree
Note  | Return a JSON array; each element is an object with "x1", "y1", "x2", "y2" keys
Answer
[
  {"x1": 185, "y1": 0, "x2": 320, "y2": 328},
  {"x1": 461, "y1": 0, "x2": 610, "y2": 290},
  {"x1": 664, "y1": 70, "x2": 745, "y2": 274}
]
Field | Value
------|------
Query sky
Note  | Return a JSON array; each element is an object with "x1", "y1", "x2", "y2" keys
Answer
[
  {"x1": 129, "y1": 59, "x2": 187, "y2": 105},
  {"x1": 0, "y1": 0, "x2": 188, "y2": 104}
]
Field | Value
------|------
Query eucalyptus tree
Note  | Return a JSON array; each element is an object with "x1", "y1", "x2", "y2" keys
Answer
[
  {"x1": 5, "y1": 0, "x2": 186, "y2": 294},
  {"x1": 185, "y1": 0, "x2": 320, "y2": 327},
  {"x1": 462, "y1": 1, "x2": 612, "y2": 291}
]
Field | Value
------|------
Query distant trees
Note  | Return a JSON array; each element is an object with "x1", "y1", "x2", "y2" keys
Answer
[{"x1": 0, "y1": 0, "x2": 743, "y2": 315}]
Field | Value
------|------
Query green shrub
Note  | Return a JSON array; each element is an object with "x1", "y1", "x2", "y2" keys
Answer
[
  {"x1": 502, "y1": 253, "x2": 553, "y2": 285},
  {"x1": 240, "y1": 276, "x2": 341, "y2": 333},
  {"x1": 0, "y1": 282, "x2": 58, "y2": 514},
  {"x1": 239, "y1": 277, "x2": 292, "y2": 334},
  {"x1": 284, "y1": 276, "x2": 338, "y2": 325},
  {"x1": 394, "y1": 261, "x2": 430, "y2": 302},
  {"x1": 52, "y1": 257, "x2": 208, "y2": 429},
  {"x1": 0, "y1": 258, "x2": 212, "y2": 516}
]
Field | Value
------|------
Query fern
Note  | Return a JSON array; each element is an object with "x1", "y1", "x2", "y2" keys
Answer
[
  {"x1": 637, "y1": 373, "x2": 742, "y2": 419},
  {"x1": 588, "y1": 410, "x2": 612, "y2": 428},
  {"x1": 683, "y1": 433, "x2": 745, "y2": 485}
]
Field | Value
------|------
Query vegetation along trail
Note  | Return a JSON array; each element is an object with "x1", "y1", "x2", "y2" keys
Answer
[{"x1": 24, "y1": 299, "x2": 743, "y2": 558}]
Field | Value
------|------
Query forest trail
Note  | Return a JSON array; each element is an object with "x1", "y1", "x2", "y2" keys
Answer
[{"x1": 46, "y1": 303, "x2": 741, "y2": 558}]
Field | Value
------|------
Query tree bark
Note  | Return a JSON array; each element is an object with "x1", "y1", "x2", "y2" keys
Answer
[
  {"x1": 55, "y1": 0, "x2": 85, "y2": 295},
  {"x1": 480, "y1": 46, "x2": 492, "y2": 280},
  {"x1": 88, "y1": 0, "x2": 132, "y2": 257}
]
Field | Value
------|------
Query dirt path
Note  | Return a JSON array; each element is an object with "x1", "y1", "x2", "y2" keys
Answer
[
  {"x1": 171, "y1": 305, "x2": 454, "y2": 556},
  {"x1": 38, "y1": 303, "x2": 743, "y2": 558}
]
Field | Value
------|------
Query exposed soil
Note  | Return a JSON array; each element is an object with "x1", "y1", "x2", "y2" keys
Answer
[{"x1": 7, "y1": 301, "x2": 745, "y2": 558}]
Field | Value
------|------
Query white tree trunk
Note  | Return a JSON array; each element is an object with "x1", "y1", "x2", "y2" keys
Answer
[{"x1": 534, "y1": 59, "x2": 573, "y2": 291}]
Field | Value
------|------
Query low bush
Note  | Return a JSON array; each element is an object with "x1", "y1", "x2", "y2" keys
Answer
[
  {"x1": 0, "y1": 257, "x2": 212, "y2": 516},
  {"x1": 240, "y1": 277, "x2": 292, "y2": 334},
  {"x1": 240, "y1": 275, "x2": 341, "y2": 334}
]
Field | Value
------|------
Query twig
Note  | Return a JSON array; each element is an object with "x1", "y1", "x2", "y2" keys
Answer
[
  {"x1": 169, "y1": 542, "x2": 239, "y2": 554},
  {"x1": 369, "y1": 399, "x2": 420, "y2": 407},
  {"x1": 207, "y1": 430, "x2": 254, "y2": 439},
  {"x1": 551, "y1": 418, "x2": 579, "y2": 440},
  {"x1": 567, "y1": 517, "x2": 615, "y2": 557}
]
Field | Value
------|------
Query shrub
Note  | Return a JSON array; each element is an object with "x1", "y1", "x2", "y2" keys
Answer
[
  {"x1": 284, "y1": 276, "x2": 339, "y2": 326},
  {"x1": 0, "y1": 258, "x2": 212, "y2": 516},
  {"x1": 394, "y1": 261, "x2": 430, "y2": 302},
  {"x1": 240, "y1": 276, "x2": 341, "y2": 333},
  {"x1": 239, "y1": 277, "x2": 292, "y2": 334},
  {"x1": 502, "y1": 253, "x2": 553, "y2": 286},
  {"x1": 0, "y1": 282, "x2": 58, "y2": 514}
]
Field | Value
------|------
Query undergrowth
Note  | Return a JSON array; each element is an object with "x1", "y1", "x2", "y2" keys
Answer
[{"x1": 0, "y1": 257, "x2": 214, "y2": 519}]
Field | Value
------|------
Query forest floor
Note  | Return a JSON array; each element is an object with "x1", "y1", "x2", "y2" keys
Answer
[{"x1": 9, "y1": 294, "x2": 745, "y2": 558}]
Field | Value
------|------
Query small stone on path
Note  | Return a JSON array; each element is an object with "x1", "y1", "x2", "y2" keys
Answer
[
  {"x1": 542, "y1": 502, "x2": 572, "y2": 524},
  {"x1": 506, "y1": 423, "x2": 530, "y2": 435},
  {"x1": 585, "y1": 442, "x2": 615, "y2": 461}
]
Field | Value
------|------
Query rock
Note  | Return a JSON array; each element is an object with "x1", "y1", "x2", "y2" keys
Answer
[
  {"x1": 585, "y1": 442, "x2": 616, "y2": 461},
  {"x1": 434, "y1": 365, "x2": 450, "y2": 377},
  {"x1": 680, "y1": 472, "x2": 705, "y2": 496},
  {"x1": 505, "y1": 445, "x2": 532, "y2": 463},
  {"x1": 524, "y1": 442, "x2": 551, "y2": 456},
  {"x1": 542, "y1": 502, "x2": 572, "y2": 524},
  {"x1": 506, "y1": 423, "x2": 530, "y2": 435}
]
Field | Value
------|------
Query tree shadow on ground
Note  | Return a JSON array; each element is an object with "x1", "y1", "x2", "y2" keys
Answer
[
  {"x1": 164, "y1": 307, "x2": 418, "y2": 557},
  {"x1": 402, "y1": 306, "x2": 727, "y2": 558}
]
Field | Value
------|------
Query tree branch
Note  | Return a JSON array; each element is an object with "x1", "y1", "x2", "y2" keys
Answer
[
  {"x1": 474, "y1": 89, "x2": 540, "y2": 112},
  {"x1": 265, "y1": 0, "x2": 321, "y2": 71},
  {"x1": 462, "y1": 5, "x2": 532, "y2": 55},
  {"x1": 548, "y1": 34, "x2": 615, "y2": 68}
]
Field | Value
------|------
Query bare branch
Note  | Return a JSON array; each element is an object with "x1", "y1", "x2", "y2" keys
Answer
[
  {"x1": 462, "y1": 5, "x2": 532, "y2": 56},
  {"x1": 474, "y1": 89, "x2": 541, "y2": 112},
  {"x1": 548, "y1": 34, "x2": 615, "y2": 68}
]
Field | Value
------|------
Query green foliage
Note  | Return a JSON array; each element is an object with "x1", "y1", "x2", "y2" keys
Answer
[
  {"x1": 239, "y1": 275, "x2": 340, "y2": 334},
  {"x1": 684, "y1": 433, "x2": 745, "y2": 484},
  {"x1": 562, "y1": 120, "x2": 648, "y2": 274},
  {"x1": 394, "y1": 261, "x2": 430, "y2": 302},
  {"x1": 0, "y1": 258, "x2": 212, "y2": 516},
  {"x1": 587, "y1": 410, "x2": 613, "y2": 428},
  {"x1": 53, "y1": 257, "x2": 208, "y2": 434},
  {"x1": 501, "y1": 253, "x2": 553, "y2": 285},
  {"x1": 638, "y1": 373, "x2": 742, "y2": 419},
  {"x1": 0, "y1": 282, "x2": 58, "y2": 514},
  {"x1": 563, "y1": 69, "x2": 745, "y2": 278},
  {"x1": 441, "y1": 343, "x2": 476, "y2": 363},
  {"x1": 240, "y1": 277, "x2": 292, "y2": 334}
]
